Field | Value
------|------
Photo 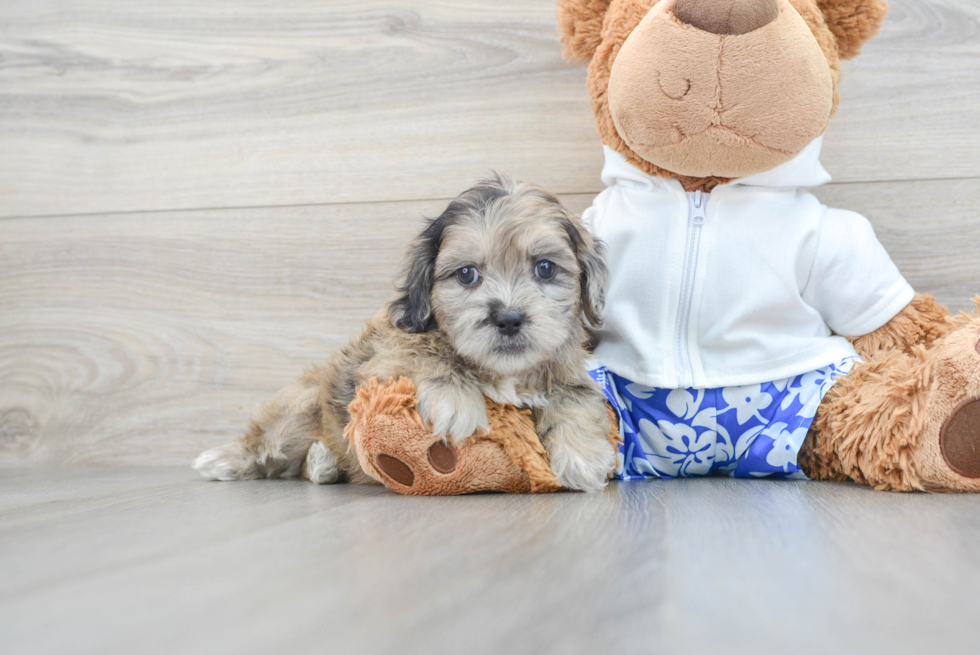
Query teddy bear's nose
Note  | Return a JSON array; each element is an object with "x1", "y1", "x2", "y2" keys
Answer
[{"x1": 673, "y1": 0, "x2": 779, "y2": 35}]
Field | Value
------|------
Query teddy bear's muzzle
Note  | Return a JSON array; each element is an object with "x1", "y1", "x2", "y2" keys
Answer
[{"x1": 607, "y1": 0, "x2": 834, "y2": 179}]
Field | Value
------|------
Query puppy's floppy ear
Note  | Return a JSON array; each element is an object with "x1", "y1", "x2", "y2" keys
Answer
[
  {"x1": 388, "y1": 211, "x2": 453, "y2": 333},
  {"x1": 556, "y1": 0, "x2": 612, "y2": 63},
  {"x1": 817, "y1": 0, "x2": 889, "y2": 60},
  {"x1": 558, "y1": 212, "x2": 608, "y2": 329}
]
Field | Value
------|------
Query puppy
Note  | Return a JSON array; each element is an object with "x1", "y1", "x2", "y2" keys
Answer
[{"x1": 194, "y1": 174, "x2": 615, "y2": 491}]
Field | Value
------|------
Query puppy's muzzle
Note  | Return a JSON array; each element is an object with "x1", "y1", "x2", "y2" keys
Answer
[{"x1": 493, "y1": 310, "x2": 525, "y2": 337}]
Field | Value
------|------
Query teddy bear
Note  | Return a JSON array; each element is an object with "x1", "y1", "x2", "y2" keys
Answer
[{"x1": 345, "y1": 0, "x2": 980, "y2": 494}]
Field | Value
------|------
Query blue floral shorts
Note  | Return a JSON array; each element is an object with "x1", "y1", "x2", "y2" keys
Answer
[{"x1": 587, "y1": 358, "x2": 855, "y2": 480}]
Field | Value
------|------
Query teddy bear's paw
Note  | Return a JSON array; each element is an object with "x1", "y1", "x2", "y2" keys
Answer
[
  {"x1": 916, "y1": 315, "x2": 980, "y2": 491},
  {"x1": 940, "y1": 399, "x2": 980, "y2": 480},
  {"x1": 353, "y1": 408, "x2": 538, "y2": 495},
  {"x1": 373, "y1": 440, "x2": 458, "y2": 489}
]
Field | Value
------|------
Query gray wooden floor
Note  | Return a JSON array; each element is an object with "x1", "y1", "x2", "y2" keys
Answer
[
  {"x1": 3, "y1": 2, "x2": 980, "y2": 652},
  {"x1": 2, "y1": 468, "x2": 979, "y2": 655}
]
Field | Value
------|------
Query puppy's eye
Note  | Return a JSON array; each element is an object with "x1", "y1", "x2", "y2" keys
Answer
[
  {"x1": 534, "y1": 260, "x2": 556, "y2": 281},
  {"x1": 456, "y1": 266, "x2": 480, "y2": 287}
]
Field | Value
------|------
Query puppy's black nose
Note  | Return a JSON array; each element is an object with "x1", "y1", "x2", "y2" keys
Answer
[{"x1": 494, "y1": 311, "x2": 524, "y2": 336}]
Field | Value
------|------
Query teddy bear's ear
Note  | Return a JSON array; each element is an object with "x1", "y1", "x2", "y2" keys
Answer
[
  {"x1": 556, "y1": 0, "x2": 613, "y2": 62},
  {"x1": 817, "y1": 0, "x2": 889, "y2": 60}
]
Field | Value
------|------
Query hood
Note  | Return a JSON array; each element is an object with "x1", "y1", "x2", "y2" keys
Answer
[{"x1": 600, "y1": 137, "x2": 832, "y2": 191}]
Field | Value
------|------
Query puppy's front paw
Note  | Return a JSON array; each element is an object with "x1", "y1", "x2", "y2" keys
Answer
[
  {"x1": 545, "y1": 423, "x2": 617, "y2": 493},
  {"x1": 416, "y1": 380, "x2": 489, "y2": 444}
]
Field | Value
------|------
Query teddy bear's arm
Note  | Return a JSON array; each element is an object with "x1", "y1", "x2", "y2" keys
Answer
[{"x1": 847, "y1": 293, "x2": 953, "y2": 359}]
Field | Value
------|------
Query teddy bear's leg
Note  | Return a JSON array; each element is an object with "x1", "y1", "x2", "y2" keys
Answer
[
  {"x1": 352, "y1": 411, "x2": 537, "y2": 495},
  {"x1": 800, "y1": 304, "x2": 980, "y2": 491},
  {"x1": 344, "y1": 378, "x2": 563, "y2": 495}
]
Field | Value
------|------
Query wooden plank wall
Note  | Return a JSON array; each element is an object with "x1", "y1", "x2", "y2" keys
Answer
[{"x1": 2, "y1": 0, "x2": 978, "y2": 466}]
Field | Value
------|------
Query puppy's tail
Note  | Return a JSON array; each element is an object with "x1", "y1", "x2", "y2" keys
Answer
[{"x1": 194, "y1": 381, "x2": 321, "y2": 481}]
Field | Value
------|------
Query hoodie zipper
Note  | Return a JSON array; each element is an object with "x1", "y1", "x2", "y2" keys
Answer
[{"x1": 674, "y1": 190, "x2": 708, "y2": 387}]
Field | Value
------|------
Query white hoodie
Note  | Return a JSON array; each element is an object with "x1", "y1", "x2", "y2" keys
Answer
[{"x1": 583, "y1": 137, "x2": 915, "y2": 389}]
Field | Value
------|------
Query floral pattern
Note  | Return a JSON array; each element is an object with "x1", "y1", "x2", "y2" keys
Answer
[{"x1": 588, "y1": 358, "x2": 855, "y2": 480}]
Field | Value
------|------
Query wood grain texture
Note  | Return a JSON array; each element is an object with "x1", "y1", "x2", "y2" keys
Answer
[
  {"x1": 820, "y1": 0, "x2": 980, "y2": 183},
  {"x1": 0, "y1": 199, "x2": 439, "y2": 466},
  {"x1": 2, "y1": 182, "x2": 978, "y2": 467},
  {"x1": 2, "y1": 468, "x2": 979, "y2": 655},
  {"x1": 812, "y1": 178, "x2": 980, "y2": 309},
  {"x1": 0, "y1": 0, "x2": 978, "y2": 218}
]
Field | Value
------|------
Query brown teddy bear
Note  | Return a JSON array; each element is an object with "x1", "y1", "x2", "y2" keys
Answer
[
  {"x1": 554, "y1": 0, "x2": 980, "y2": 491},
  {"x1": 348, "y1": 0, "x2": 980, "y2": 494}
]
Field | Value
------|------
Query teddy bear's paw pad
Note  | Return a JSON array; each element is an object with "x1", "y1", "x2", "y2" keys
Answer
[
  {"x1": 427, "y1": 441, "x2": 457, "y2": 474},
  {"x1": 376, "y1": 454, "x2": 415, "y2": 488},
  {"x1": 940, "y1": 399, "x2": 980, "y2": 479}
]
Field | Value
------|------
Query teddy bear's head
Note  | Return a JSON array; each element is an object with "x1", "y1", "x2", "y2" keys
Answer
[{"x1": 558, "y1": 0, "x2": 888, "y2": 189}]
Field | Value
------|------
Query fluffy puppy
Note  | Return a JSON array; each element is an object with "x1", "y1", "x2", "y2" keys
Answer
[{"x1": 194, "y1": 174, "x2": 614, "y2": 491}]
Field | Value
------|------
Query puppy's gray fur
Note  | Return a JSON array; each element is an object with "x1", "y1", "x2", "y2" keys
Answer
[{"x1": 194, "y1": 174, "x2": 614, "y2": 491}]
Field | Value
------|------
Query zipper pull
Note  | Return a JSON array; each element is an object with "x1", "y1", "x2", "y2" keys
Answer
[{"x1": 691, "y1": 191, "x2": 706, "y2": 225}]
